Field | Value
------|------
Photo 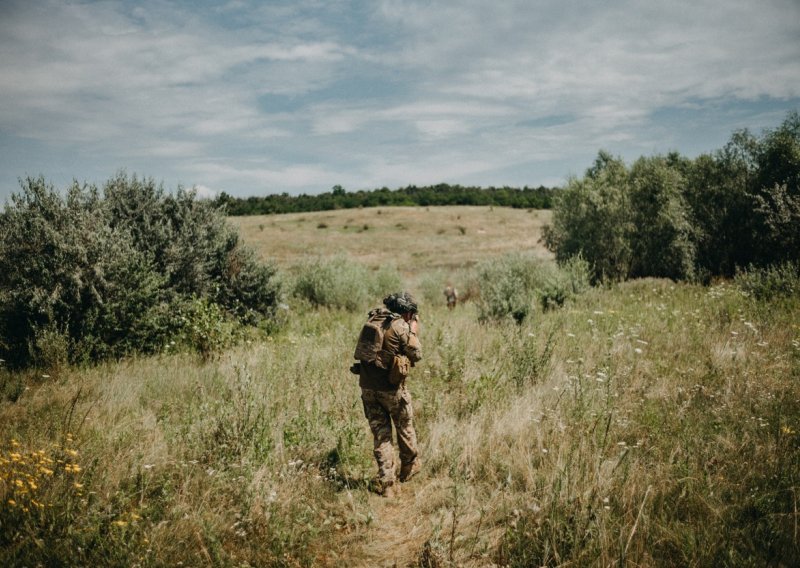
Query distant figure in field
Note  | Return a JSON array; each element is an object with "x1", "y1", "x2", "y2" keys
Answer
[{"x1": 444, "y1": 285, "x2": 458, "y2": 310}]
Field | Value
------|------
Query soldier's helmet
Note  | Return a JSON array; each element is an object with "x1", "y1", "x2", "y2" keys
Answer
[{"x1": 383, "y1": 291, "x2": 418, "y2": 315}]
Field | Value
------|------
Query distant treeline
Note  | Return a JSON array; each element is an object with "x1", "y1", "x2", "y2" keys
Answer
[{"x1": 215, "y1": 183, "x2": 557, "y2": 215}]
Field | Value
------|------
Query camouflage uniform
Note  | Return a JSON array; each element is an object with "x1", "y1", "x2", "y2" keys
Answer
[
  {"x1": 444, "y1": 285, "x2": 458, "y2": 309},
  {"x1": 358, "y1": 299, "x2": 423, "y2": 490}
]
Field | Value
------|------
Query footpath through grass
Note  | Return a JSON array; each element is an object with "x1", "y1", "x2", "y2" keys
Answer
[{"x1": 1, "y1": 278, "x2": 799, "y2": 566}]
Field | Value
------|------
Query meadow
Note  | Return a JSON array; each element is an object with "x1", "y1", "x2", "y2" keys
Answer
[{"x1": 2, "y1": 206, "x2": 798, "y2": 567}]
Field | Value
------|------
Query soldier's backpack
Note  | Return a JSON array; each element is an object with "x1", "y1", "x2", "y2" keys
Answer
[{"x1": 353, "y1": 309, "x2": 397, "y2": 369}]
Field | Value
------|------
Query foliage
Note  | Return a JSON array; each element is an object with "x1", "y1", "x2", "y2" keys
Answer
[
  {"x1": 473, "y1": 253, "x2": 590, "y2": 323},
  {"x1": 542, "y1": 151, "x2": 632, "y2": 282},
  {"x1": 291, "y1": 255, "x2": 400, "y2": 311},
  {"x1": 0, "y1": 174, "x2": 281, "y2": 368},
  {"x1": 217, "y1": 183, "x2": 557, "y2": 215},
  {"x1": 173, "y1": 297, "x2": 238, "y2": 360},
  {"x1": 627, "y1": 155, "x2": 696, "y2": 280},
  {"x1": 544, "y1": 112, "x2": 800, "y2": 282},
  {"x1": 538, "y1": 255, "x2": 591, "y2": 311},
  {"x1": 734, "y1": 261, "x2": 800, "y2": 301}
]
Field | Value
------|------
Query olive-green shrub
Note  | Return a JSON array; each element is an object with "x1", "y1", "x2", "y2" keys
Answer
[{"x1": 0, "y1": 174, "x2": 281, "y2": 368}]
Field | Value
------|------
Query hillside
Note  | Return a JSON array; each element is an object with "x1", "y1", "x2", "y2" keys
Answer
[{"x1": 230, "y1": 206, "x2": 553, "y2": 274}]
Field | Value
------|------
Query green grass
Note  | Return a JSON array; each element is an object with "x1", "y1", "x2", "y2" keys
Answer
[{"x1": 2, "y1": 208, "x2": 799, "y2": 566}]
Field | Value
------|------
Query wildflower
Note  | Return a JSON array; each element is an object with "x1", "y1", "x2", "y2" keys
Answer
[
  {"x1": 10, "y1": 439, "x2": 19, "y2": 447},
  {"x1": 634, "y1": 348, "x2": 643, "y2": 354},
  {"x1": 65, "y1": 449, "x2": 79, "y2": 458},
  {"x1": 782, "y1": 425, "x2": 796, "y2": 436},
  {"x1": 112, "y1": 520, "x2": 128, "y2": 528},
  {"x1": 40, "y1": 467, "x2": 54, "y2": 476},
  {"x1": 74, "y1": 482, "x2": 84, "y2": 489},
  {"x1": 8, "y1": 499, "x2": 16, "y2": 506}
]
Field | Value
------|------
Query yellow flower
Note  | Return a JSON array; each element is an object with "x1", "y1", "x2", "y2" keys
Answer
[
  {"x1": 65, "y1": 449, "x2": 79, "y2": 458},
  {"x1": 112, "y1": 520, "x2": 128, "y2": 528},
  {"x1": 73, "y1": 482, "x2": 84, "y2": 489},
  {"x1": 40, "y1": 467, "x2": 54, "y2": 476},
  {"x1": 782, "y1": 425, "x2": 796, "y2": 436},
  {"x1": 7, "y1": 499, "x2": 16, "y2": 506}
]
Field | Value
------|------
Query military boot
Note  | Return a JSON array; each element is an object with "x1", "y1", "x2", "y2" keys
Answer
[
  {"x1": 382, "y1": 481, "x2": 398, "y2": 498},
  {"x1": 399, "y1": 458, "x2": 421, "y2": 482}
]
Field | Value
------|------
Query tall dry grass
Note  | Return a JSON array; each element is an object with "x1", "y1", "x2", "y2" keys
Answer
[{"x1": 2, "y1": 207, "x2": 798, "y2": 566}]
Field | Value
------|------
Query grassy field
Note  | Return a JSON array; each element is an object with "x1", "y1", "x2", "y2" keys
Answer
[
  {"x1": 2, "y1": 206, "x2": 799, "y2": 567},
  {"x1": 230, "y1": 205, "x2": 552, "y2": 276}
]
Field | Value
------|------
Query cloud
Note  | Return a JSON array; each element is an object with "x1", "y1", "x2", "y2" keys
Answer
[
  {"x1": 0, "y1": 0, "x2": 798, "y2": 200},
  {"x1": 192, "y1": 184, "x2": 217, "y2": 199}
]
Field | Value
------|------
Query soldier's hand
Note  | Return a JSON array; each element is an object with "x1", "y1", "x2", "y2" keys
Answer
[{"x1": 410, "y1": 317, "x2": 419, "y2": 335}]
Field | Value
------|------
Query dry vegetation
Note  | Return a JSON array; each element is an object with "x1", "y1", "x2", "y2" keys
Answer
[
  {"x1": 230, "y1": 205, "x2": 552, "y2": 274},
  {"x1": 2, "y1": 206, "x2": 798, "y2": 567}
]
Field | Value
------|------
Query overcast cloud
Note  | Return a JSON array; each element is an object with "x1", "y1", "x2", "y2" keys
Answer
[{"x1": 1, "y1": 0, "x2": 798, "y2": 200}]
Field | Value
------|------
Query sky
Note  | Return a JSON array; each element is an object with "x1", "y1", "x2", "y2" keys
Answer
[{"x1": 1, "y1": 0, "x2": 799, "y2": 202}]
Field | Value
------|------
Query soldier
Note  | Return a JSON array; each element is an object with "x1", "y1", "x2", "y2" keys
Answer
[
  {"x1": 444, "y1": 284, "x2": 458, "y2": 309},
  {"x1": 353, "y1": 291, "x2": 423, "y2": 497}
]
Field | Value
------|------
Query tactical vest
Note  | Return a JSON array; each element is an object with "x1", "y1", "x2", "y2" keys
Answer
[{"x1": 353, "y1": 308, "x2": 398, "y2": 369}]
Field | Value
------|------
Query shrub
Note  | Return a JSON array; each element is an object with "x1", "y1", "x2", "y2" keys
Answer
[
  {"x1": 0, "y1": 174, "x2": 282, "y2": 368},
  {"x1": 474, "y1": 254, "x2": 541, "y2": 323},
  {"x1": 292, "y1": 255, "x2": 371, "y2": 310},
  {"x1": 174, "y1": 297, "x2": 237, "y2": 360},
  {"x1": 539, "y1": 255, "x2": 591, "y2": 311},
  {"x1": 734, "y1": 262, "x2": 800, "y2": 301},
  {"x1": 542, "y1": 152, "x2": 632, "y2": 283},
  {"x1": 368, "y1": 264, "x2": 403, "y2": 299},
  {"x1": 627, "y1": 156, "x2": 696, "y2": 281},
  {"x1": 291, "y1": 256, "x2": 401, "y2": 311},
  {"x1": 474, "y1": 254, "x2": 592, "y2": 322}
]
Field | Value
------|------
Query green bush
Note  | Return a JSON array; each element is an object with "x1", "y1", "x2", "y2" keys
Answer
[
  {"x1": 542, "y1": 151, "x2": 632, "y2": 283},
  {"x1": 291, "y1": 255, "x2": 401, "y2": 311},
  {"x1": 734, "y1": 262, "x2": 800, "y2": 301},
  {"x1": 544, "y1": 113, "x2": 800, "y2": 282},
  {"x1": 0, "y1": 174, "x2": 282, "y2": 368},
  {"x1": 474, "y1": 254, "x2": 592, "y2": 323},
  {"x1": 173, "y1": 297, "x2": 237, "y2": 360},
  {"x1": 539, "y1": 255, "x2": 591, "y2": 311}
]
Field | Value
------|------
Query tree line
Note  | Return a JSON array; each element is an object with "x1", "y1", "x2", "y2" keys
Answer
[
  {"x1": 543, "y1": 111, "x2": 800, "y2": 282},
  {"x1": 215, "y1": 183, "x2": 556, "y2": 215}
]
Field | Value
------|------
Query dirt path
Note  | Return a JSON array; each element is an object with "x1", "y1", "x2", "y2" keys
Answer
[{"x1": 339, "y1": 479, "x2": 441, "y2": 568}]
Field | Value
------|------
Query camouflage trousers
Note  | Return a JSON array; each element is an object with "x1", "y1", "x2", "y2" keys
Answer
[{"x1": 361, "y1": 386, "x2": 418, "y2": 485}]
